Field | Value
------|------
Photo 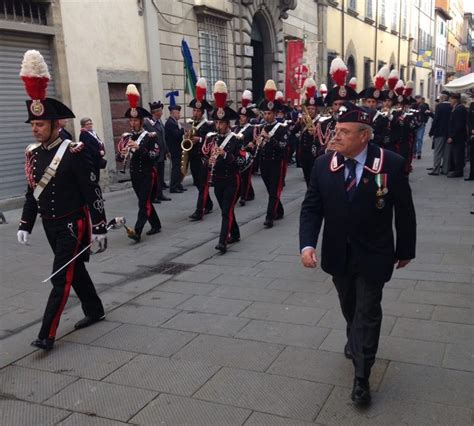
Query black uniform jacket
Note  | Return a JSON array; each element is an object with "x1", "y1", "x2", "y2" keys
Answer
[
  {"x1": 260, "y1": 122, "x2": 288, "y2": 161},
  {"x1": 20, "y1": 138, "x2": 107, "y2": 234},
  {"x1": 190, "y1": 120, "x2": 215, "y2": 159},
  {"x1": 429, "y1": 102, "x2": 452, "y2": 138},
  {"x1": 127, "y1": 132, "x2": 160, "y2": 175},
  {"x1": 164, "y1": 117, "x2": 184, "y2": 158},
  {"x1": 232, "y1": 123, "x2": 254, "y2": 148},
  {"x1": 206, "y1": 132, "x2": 244, "y2": 179},
  {"x1": 448, "y1": 103, "x2": 468, "y2": 144},
  {"x1": 299, "y1": 143, "x2": 416, "y2": 283},
  {"x1": 152, "y1": 119, "x2": 167, "y2": 162},
  {"x1": 79, "y1": 130, "x2": 107, "y2": 172}
]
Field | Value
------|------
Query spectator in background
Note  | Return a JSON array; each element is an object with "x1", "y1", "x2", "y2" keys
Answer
[
  {"x1": 413, "y1": 95, "x2": 431, "y2": 159},
  {"x1": 165, "y1": 104, "x2": 185, "y2": 193},
  {"x1": 466, "y1": 95, "x2": 474, "y2": 181},
  {"x1": 446, "y1": 93, "x2": 468, "y2": 178},
  {"x1": 79, "y1": 118, "x2": 107, "y2": 179},
  {"x1": 428, "y1": 93, "x2": 452, "y2": 176},
  {"x1": 58, "y1": 118, "x2": 72, "y2": 141}
]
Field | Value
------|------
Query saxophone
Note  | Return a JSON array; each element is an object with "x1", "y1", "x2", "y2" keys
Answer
[
  {"x1": 301, "y1": 105, "x2": 316, "y2": 133},
  {"x1": 180, "y1": 123, "x2": 196, "y2": 177}
]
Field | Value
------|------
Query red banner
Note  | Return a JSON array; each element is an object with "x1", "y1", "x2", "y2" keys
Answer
[{"x1": 285, "y1": 39, "x2": 306, "y2": 104}]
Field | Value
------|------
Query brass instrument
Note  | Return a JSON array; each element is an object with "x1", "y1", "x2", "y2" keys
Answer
[
  {"x1": 301, "y1": 105, "x2": 316, "y2": 133},
  {"x1": 180, "y1": 123, "x2": 196, "y2": 177}
]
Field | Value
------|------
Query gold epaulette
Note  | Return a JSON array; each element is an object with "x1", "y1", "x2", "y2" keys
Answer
[{"x1": 25, "y1": 142, "x2": 41, "y2": 153}]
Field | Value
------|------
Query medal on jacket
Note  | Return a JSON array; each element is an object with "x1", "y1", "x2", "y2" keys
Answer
[{"x1": 375, "y1": 173, "x2": 388, "y2": 209}]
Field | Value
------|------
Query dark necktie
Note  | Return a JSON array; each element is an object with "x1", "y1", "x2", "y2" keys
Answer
[{"x1": 345, "y1": 158, "x2": 357, "y2": 201}]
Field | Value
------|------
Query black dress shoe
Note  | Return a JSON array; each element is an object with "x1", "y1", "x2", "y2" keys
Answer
[
  {"x1": 215, "y1": 243, "x2": 227, "y2": 253},
  {"x1": 74, "y1": 315, "x2": 105, "y2": 330},
  {"x1": 227, "y1": 236, "x2": 240, "y2": 244},
  {"x1": 146, "y1": 227, "x2": 161, "y2": 236},
  {"x1": 152, "y1": 198, "x2": 161, "y2": 204},
  {"x1": 465, "y1": 177, "x2": 474, "y2": 181},
  {"x1": 162, "y1": 183, "x2": 169, "y2": 189},
  {"x1": 447, "y1": 172, "x2": 463, "y2": 178},
  {"x1": 170, "y1": 189, "x2": 184, "y2": 193},
  {"x1": 428, "y1": 172, "x2": 439, "y2": 176},
  {"x1": 158, "y1": 196, "x2": 171, "y2": 201},
  {"x1": 204, "y1": 207, "x2": 213, "y2": 215},
  {"x1": 344, "y1": 342, "x2": 353, "y2": 359},
  {"x1": 426, "y1": 167, "x2": 433, "y2": 170},
  {"x1": 275, "y1": 214, "x2": 284, "y2": 220},
  {"x1": 128, "y1": 232, "x2": 141, "y2": 243},
  {"x1": 31, "y1": 338, "x2": 54, "y2": 350},
  {"x1": 239, "y1": 199, "x2": 246, "y2": 206},
  {"x1": 264, "y1": 219, "x2": 274, "y2": 228},
  {"x1": 351, "y1": 377, "x2": 371, "y2": 406},
  {"x1": 189, "y1": 212, "x2": 203, "y2": 221}
]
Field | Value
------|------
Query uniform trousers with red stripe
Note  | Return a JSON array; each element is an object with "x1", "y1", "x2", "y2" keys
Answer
[
  {"x1": 260, "y1": 159, "x2": 285, "y2": 221},
  {"x1": 240, "y1": 165, "x2": 255, "y2": 202},
  {"x1": 131, "y1": 169, "x2": 161, "y2": 234},
  {"x1": 300, "y1": 149, "x2": 316, "y2": 187},
  {"x1": 191, "y1": 157, "x2": 214, "y2": 216},
  {"x1": 214, "y1": 174, "x2": 241, "y2": 245},
  {"x1": 39, "y1": 213, "x2": 104, "y2": 340}
]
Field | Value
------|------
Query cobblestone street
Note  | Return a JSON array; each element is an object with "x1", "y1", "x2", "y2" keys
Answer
[{"x1": 0, "y1": 149, "x2": 473, "y2": 425}]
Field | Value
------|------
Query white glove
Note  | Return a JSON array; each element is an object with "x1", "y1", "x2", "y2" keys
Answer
[
  {"x1": 17, "y1": 230, "x2": 30, "y2": 245},
  {"x1": 92, "y1": 234, "x2": 107, "y2": 253}
]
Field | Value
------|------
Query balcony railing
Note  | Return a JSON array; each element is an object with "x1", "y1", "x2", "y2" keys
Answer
[{"x1": 1, "y1": 0, "x2": 49, "y2": 25}]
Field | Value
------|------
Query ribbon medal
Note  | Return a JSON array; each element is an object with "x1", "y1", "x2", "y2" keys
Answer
[{"x1": 375, "y1": 173, "x2": 388, "y2": 209}]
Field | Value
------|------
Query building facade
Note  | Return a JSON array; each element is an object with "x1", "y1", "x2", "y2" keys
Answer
[
  {"x1": 433, "y1": 2, "x2": 451, "y2": 98},
  {"x1": 446, "y1": 0, "x2": 464, "y2": 77}
]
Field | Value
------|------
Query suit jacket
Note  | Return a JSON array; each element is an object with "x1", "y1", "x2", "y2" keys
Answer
[
  {"x1": 299, "y1": 143, "x2": 416, "y2": 283},
  {"x1": 429, "y1": 102, "x2": 452, "y2": 138},
  {"x1": 153, "y1": 119, "x2": 167, "y2": 162},
  {"x1": 448, "y1": 103, "x2": 468, "y2": 144},
  {"x1": 164, "y1": 117, "x2": 184, "y2": 158},
  {"x1": 79, "y1": 130, "x2": 107, "y2": 173}
]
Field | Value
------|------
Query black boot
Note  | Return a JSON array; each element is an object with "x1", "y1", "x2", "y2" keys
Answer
[
  {"x1": 264, "y1": 219, "x2": 274, "y2": 228},
  {"x1": 31, "y1": 338, "x2": 54, "y2": 351},
  {"x1": 351, "y1": 377, "x2": 371, "y2": 406},
  {"x1": 189, "y1": 212, "x2": 203, "y2": 221},
  {"x1": 146, "y1": 227, "x2": 161, "y2": 236},
  {"x1": 215, "y1": 243, "x2": 227, "y2": 253},
  {"x1": 74, "y1": 315, "x2": 105, "y2": 330},
  {"x1": 344, "y1": 342, "x2": 353, "y2": 359}
]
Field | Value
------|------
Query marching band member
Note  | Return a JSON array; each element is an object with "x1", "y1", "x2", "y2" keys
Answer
[
  {"x1": 202, "y1": 81, "x2": 244, "y2": 253},
  {"x1": 117, "y1": 85, "x2": 161, "y2": 242},
  {"x1": 233, "y1": 90, "x2": 256, "y2": 206},
  {"x1": 187, "y1": 78, "x2": 215, "y2": 221},
  {"x1": 319, "y1": 57, "x2": 360, "y2": 153},
  {"x1": 257, "y1": 80, "x2": 289, "y2": 228},
  {"x1": 17, "y1": 50, "x2": 107, "y2": 350}
]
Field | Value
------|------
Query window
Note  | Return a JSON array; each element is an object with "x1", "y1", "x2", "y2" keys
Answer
[
  {"x1": 348, "y1": 0, "x2": 357, "y2": 11},
  {"x1": 400, "y1": 65, "x2": 406, "y2": 81},
  {"x1": 380, "y1": 0, "x2": 386, "y2": 27},
  {"x1": 391, "y1": 2, "x2": 398, "y2": 32},
  {"x1": 365, "y1": 0, "x2": 373, "y2": 19},
  {"x1": 197, "y1": 14, "x2": 229, "y2": 92},
  {"x1": 440, "y1": 21, "x2": 444, "y2": 36},
  {"x1": 363, "y1": 58, "x2": 372, "y2": 89},
  {"x1": 402, "y1": 0, "x2": 407, "y2": 35},
  {"x1": 0, "y1": 0, "x2": 49, "y2": 25}
]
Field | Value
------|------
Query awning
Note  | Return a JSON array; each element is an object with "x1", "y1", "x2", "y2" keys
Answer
[{"x1": 443, "y1": 73, "x2": 474, "y2": 92}]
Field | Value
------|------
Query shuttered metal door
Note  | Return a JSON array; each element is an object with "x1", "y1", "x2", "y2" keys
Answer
[{"x1": 0, "y1": 30, "x2": 56, "y2": 199}]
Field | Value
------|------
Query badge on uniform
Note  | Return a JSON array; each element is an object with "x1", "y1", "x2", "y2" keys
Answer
[{"x1": 375, "y1": 173, "x2": 388, "y2": 209}]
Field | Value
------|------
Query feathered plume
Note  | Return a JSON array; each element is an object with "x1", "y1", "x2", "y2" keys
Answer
[
  {"x1": 387, "y1": 70, "x2": 399, "y2": 91},
  {"x1": 20, "y1": 50, "x2": 50, "y2": 100},
  {"x1": 196, "y1": 77, "x2": 207, "y2": 102},
  {"x1": 374, "y1": 66, "x2": 390, "y2": 91},
  {"x1": 213, "y1": 80, "x2": 227, "y2": 109},
  {"x1": 126, "y1": 84, "x2": 140, "y2": 108},
  {"x1": 276, "y1": 90, "x2": 284, "y2": 101},
  {"x1": 403, "y1": 80, "x2": 414, "y2": 97},
  {"x1": 264, "y1": 79, "x2": 277, "y2": 102},
  {"x1": 241, "y1": 89, "x2": 252, "y2": 107},
  {"x1": 319, "y1": 83, "x2": 328, "y2": 97},
  {"x1": 394, "y1": 79, "x2": 405, "y2": 96},
  {"x1": 348, "y1": 77, "x2": 357, "y2": 90},
  {"x1": 330, "y1": 57, "x2": 348, "y2": 87},
  {"x1": 303, "y1": 77, "x2": 317, "y2": 99}
]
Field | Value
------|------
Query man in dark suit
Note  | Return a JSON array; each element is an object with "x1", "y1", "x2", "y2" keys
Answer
[
  {"x1": 79, "y1": 117, "x2": 107, "y2": 179},
  {"x1": 466, "y1": 98, "x2": 474, "y2": 181},
  {"x1": 165, "y1": 103, "x2": 185, "y2": 192},
  {"x1": 150, "y1": 101, "x2": 171, "y2": 202},
  {"x1": 299, "y1": 102, "x2": 416, "y2": 406},
  {"x1": 446, "y1": 93, "x2": 468, "y2": 178},
  {"x1": 428, "y1": 93, "x2": 452, "y2": 175}
]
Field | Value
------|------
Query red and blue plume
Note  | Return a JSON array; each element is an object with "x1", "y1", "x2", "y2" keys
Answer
[
  {"x1": 20, "y1": 50, "x2": 50, "y2": 100},
  {"x1": 196, "y1": 78, "x2": 207, "y2": 102},
  {"x1": 126, "y1": 84, "x2": 140, "y2": 108},
  {"x1": 213, "y1": 80, "x2": 227, "y2": 109},
  {"x1": 330, "y1": 57, "x2": 348, "y2": 87}
]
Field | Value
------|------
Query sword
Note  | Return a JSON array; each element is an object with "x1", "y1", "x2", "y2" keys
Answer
[{"x1": 42, "y1": 217, "x2": 126, "y2": 283}]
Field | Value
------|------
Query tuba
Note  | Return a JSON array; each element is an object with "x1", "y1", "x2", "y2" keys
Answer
[{"x1": 180, "y1": 123, "x2": 196, "y2": 177}]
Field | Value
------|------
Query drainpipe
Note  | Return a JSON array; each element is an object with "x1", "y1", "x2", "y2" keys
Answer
[
  {"x1": 397, "y1": 0, "x2": 402, "y2": 70},
  {"x1": 374, "y1": 0, "x2": 379, "y2": 73},
  {"x1": 239, "y1": 0, "x2": 245, "y2": 90},
  {"x1": 341, "y1": 0, "x2": 345, "y2": 58}
]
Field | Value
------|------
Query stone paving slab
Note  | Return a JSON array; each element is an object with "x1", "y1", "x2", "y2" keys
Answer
[
  {"x1": 157, "y1": 280, "x2": 219, "y2": 295},
  {"x1": 126, "y1": 289, "x2": 192, "y2": 309},
  {"x1": 379, "y1": 361, "x2": 474, "y2": 408},
  {"x1": 161, "y1": 311, "x2": 249, "y2": 337},
  {"x1": 0, "y1": 399, "x2": 70, "y2": 425},
  {"x1": 57, "y1": 413, "x2": 129, "y2": 425},
  {"x1": 399, "y1": 288, "x2": 472, "y2": 308},
  {"x1": 315, "y1": 386, "x2": 472, "y2": 426},
  {"x1": 194, "y1": 367, "x2": 332, "y2": 421},
  {"x1": 15, "y1": 342, "x2": 136, "y2": 380},
  {"x1": 104, "y1": 304, "x2": 178, "y2": 327},
  {"x1": 432, "y1": 305, "x2": 474, "y2": 324},
  {"x1": 443, "y1": 343, "x2": 474, "y2": 372},
  {"x1": 267, "y1": 346, "x2": 387, "y2": 389},
  {"x1": 210, "y1": 286, "x2": 291, "y2": 304},
  {"x1": 45, "y1": 378, "x2": 157, "y2": 422},
  {"x1": 282, "y1": 291, "x2": 340, "y2": 309},
  {"x1": 176, "y1": 295, "x2": 252, "y2": 316},
  {"x1": 91, "y1": 324, "x2": 197, "y2": 357},
  {"x1": 244, "y1": 412, "x2": 316, "y2": 425},
  {"x1": 210, "y1": 274, "x2": 274, "y2": 288},
  {"x1": 381, "y1": 300, "x2": 434, "y2": 320},
  {"x1": 267, "y1": 277, "x2": 333, "y2": 294},
  {"x1": 173, "y1": 334, "x2": 283, "y2": 372},
  {"x1": 0, "y1": 365, "x2": 77, "y2": 403},
  {"x1": 61, "y1": 321, "x2": 122, "y2": 345},
  {"x1": 129, "y1": 394, "x2": 251, "y2": 425},
  {"x1": 104, "y1": 354, "x2": 220, "y2": 396},
  {"x1": 414, "y1": 280, "x2": 473, "y2": 294},
  {"x1": 239, "y1": 302, "x2": 327, "y2": 326},
  {"x1": 235, "y1": 319, "x2": 330, "y2": 349}
]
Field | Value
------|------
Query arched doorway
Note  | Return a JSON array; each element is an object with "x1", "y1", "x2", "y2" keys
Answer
[
  {"x1": 251, "y1": 11, "x2": 275, "y2": 101},
  {"x1": 347, "y1": 55, "x2": 356, "y2": 80}
]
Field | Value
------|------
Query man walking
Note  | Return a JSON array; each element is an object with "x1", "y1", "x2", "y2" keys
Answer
[
  {"x1": 428, "y1": 93, "x2": 451, "y2": 175},
  {"x1": 165, "y1": 101, "x2": 186, "y2": 192},
  {"x1": 299, "y1": 102, "x2": 416, "y2": 405},
  {"x1": 413, "y1": 95, "x2": 431, "y2": 159}
]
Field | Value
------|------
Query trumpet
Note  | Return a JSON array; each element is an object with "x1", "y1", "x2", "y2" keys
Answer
[{"x1": 180, "y1": 125, "x2": 197, "y2": 176}]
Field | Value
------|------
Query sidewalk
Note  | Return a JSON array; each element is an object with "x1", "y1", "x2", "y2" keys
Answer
[{"x1": 0, "y1": 150, "x2": 473, "y2": 425}]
